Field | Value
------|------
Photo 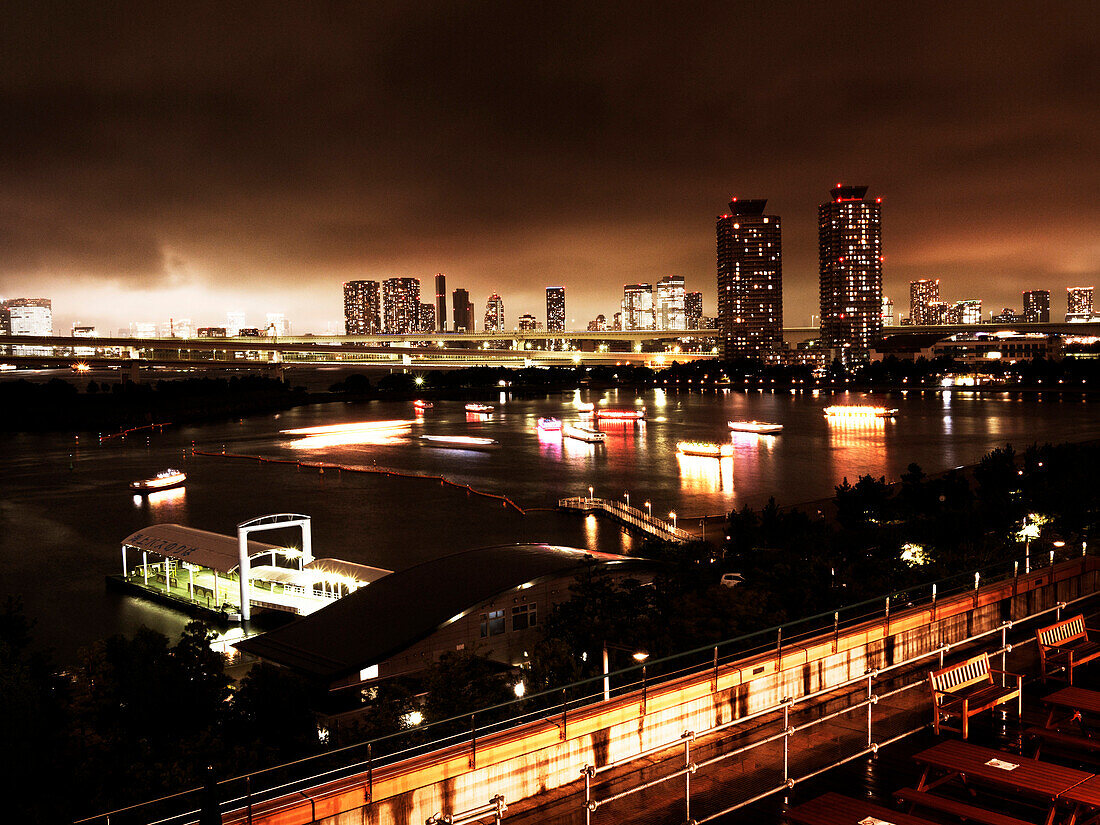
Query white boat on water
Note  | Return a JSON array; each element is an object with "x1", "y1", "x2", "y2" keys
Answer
[
  {"x1": 595, "y1": 407, "x2": 645, "y2": 420},
  {"x1": 563, "y1": 424, "x2": 606, "y2": 443},
  {"x1": 823, "y1": 405, "x2": 898, "y2": 419},
  {"x1": 419, "y1": 435, "x2": 499, "y2": 449},
  {"x1": 728, "y1": 420, "x2": 783, "y2": 434},
  {"x1": 677, "y1": 441, "x2": 734, "y2": 458},
  {"x1": 465, "y1": 403, "x2": 494, "y2": 413},
  {"x1": 130, "y1": 469, "x2": 186, "y2": 493}
]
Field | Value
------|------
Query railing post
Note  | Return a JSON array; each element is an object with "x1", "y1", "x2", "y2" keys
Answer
[
  {"x1": 777, "y1": 626, "x2": 783, "y2": 669},
  {"x1": 783, "y1": 698, "x2": 790, "y2": 784},
  {"x1": 641, "y1": 664, "x2": 647, "y2": 715},
  {"x1": 885, "y1": 595, "x2": 890, "y2": 636},
  {"x1": 684, "y1": 731, "x2": 694, "y2": 823},
  {"x1": 1001, "y1": 624, "x2": 1008, "y2": 687},
  {"x1": 470, "y1": 712, "x2": 476, "y2": 769},
  {"x1": 582, "y1": 765, "x2": 595, "y2": 825},
  {"x1": 246, "y1": 774, "x2": 253, "y2": 825},
  {"x1": 367, "y1": 742, "x2": 373, "y2": 804},
  {"x1": 833, "y1": 612, "x2": 839, "y2": 653},
  {"x1": 712, "y1": 645, "x2": 719, "y2": 692},
  {"x1": 561, "y1": 689, "x2": 567, "y2": 741},
  {"x1": 867, "y1": 671, "x2": 874, "y2": 748}
]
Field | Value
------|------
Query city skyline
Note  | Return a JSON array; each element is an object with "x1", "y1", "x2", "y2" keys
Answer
[{"x1": 0, "y1": 4, "x2": 1094, "y2": 333}]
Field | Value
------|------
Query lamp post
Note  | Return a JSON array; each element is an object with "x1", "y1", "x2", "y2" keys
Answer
[
  {"x1": 644, "y1": 501, "x2": 652, "y2": 520},
  {"x1": 669, "y1": 511, "x2": 677, "y2": 530},
  {"x1": 624, "y1": 491, "x2": 630, "y2": 509},
  {"x1": 602, "y1": 642, "x2": 649, "y2": 702},
  {"x1": 588, "y1": 486, "x2": 594, "y2": 503}
]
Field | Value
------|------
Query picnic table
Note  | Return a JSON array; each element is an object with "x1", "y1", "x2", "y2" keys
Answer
[
  {"x1": 786, "y1": 791, "x2": 938, "y2": 825},
  {"x1": 912, "y1": 739, "x2": 1093, "y2": 825},
  {"x1": 1043, "y1": 687, "x2": 1100, "y2": 729}
]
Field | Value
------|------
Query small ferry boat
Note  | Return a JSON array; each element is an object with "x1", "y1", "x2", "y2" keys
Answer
[
  {"x1": 595, "y1": 407, "x2": 645, "y2": 420},
  {"x1": 728, "y1": 420, "x2": 783, "y2": 434},
  {"x1": 464, "y1": 403, "x2": 494, "y2": 413},
  {"x1": 537, "y1": 417, "x2": 562, "y2": 432},
  {"x1": 419, "y1": 435, "x2": 499, "y2": 449},
  {"x1": 413, "y1": 399, "x2": 433, "y2": 410},
  {"x1": 823, "y1": 405, "x2": 898, "y2": 419},
  {"x1": 677, "y1": 441, "x2": 733, "y2": 458},
  {"x1": 130, "y1": 469, "x2": 187, "y2": 493},
  {"x1": 576, "y1": 402, "x2": 595, "y2": 412},
  {"x1": 563, "y1": 424, "x2": 607, "y2": 443}
]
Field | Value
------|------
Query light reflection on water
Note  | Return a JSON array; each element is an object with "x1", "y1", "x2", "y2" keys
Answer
[{"x1": 677, "y1": 453, "x2": 734, "y2": 494}]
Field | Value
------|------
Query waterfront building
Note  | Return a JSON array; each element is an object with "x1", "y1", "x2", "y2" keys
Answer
[
  {"x1": 1067, "y1": 287, "x2": 1095, "y2": 322},
  {"x1": 613, "y1": 311, "x2": 623, "y2": 330},
  {"x1": 452, "y1": 288, "x2": 474, "y2": 332},
  {"x1": 909, "y1": 279, "x2": 939, "y2": 325},
  {"x1": 5, "y1": 298, "x2": 53, "y2": 336},
  {"x1": 484, "y1": 293, "x2": 505, "y2": 333},
  {"x1": 131, "y1": 321, "x2": 156, "y2": 338},
  {"x1": 226, "y1": 311, "x2": 245, "y2": 337},
  {"x1": 546, "y1": 287, "x2": 566, "y2": 332},
  {"x1": 343, "y1": 280, "x2": 381, "y2": 334},
  {"x1": 992, "y1": 307, "x2": 1022, "y2": 323},
  {"x1": 382, "y1": 278, "x2": 421, "y2": 334},
  {"x1": 881, "y1": 296, "x2": 894, "y2": 326},
  {"x1": 686, "y1": 292, "x2": 703, "y2": 330},
  {"x1": 655, "y1": 275, "x2": 686, "y2": 331},
  {"x1": 622, "y1": 283, "x2": 654, "y2": 330},
  {"x1": 716, "y1": 198, "x2": 783, "y2": 359},
  {"x1": 818, "y1": 184, "x2": 883, "y2": 362},
  {"x1": 1023, "y1": 290, "x2": 1050, "y2": 323},
  {"x1": 72, "y1": 323, "x2": 97, "y2": 357},
  {"x1": 587, "y1": 314, "x2": 608, "y2": 332},
  {"x1": 265, "y1": 313, "x2": 289, "y2": 337},
  {"x1": 517, "y1": 313, "x2": 538, "y2": 331},
  {"x1": 435, "y1": 273, "x2": 447, "y2": 332},
  {"x1": 955, "y1": 300, "x2": 982, "y2": 325},
  {"x1": 933, "y1": 332, "x2": 1059, "y2": 364},
  {"x1": 925, "y1": 301, "x2": 948, "y2": 325},
  {"x1": 417, "y1": 303, "x2": 436, "y2": 333},
  {"x1": 197, "y1": 327, "x2": 227, "y2": 337}
]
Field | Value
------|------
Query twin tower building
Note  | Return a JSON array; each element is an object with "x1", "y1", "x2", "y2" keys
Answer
[{"x1": 718, "y1": 185, "x2": 883, "y2": 363}]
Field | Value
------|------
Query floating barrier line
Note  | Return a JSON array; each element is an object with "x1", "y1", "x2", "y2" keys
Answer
[
  {"x1": 100, "y1": 422, "x2": 172, "y2": 442},
  {"x1": 192, "y1": 449, "x2": 527, "y2": 515}
]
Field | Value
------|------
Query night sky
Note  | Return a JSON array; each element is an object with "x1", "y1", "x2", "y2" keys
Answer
[{"x1": 1, "y1": 2, "x2": 1096, "y2": 333}]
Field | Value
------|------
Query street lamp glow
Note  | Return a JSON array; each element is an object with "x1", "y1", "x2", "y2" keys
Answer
[
  {"x1": 414, "y1": 376, "x2": 425, "y2": 386},
  {"x1": 644, "y1": 500, "x2": 651, "y2": 517},
  {"x1": 668, "y1": 511, "x2": 677, "y2": 529}
]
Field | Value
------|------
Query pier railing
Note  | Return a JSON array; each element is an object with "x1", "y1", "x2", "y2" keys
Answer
[{"x1": 559, "y1": 496, "x2": 694, "y2": 542}]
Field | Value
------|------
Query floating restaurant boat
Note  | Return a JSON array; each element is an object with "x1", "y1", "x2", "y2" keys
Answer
[
  {"x1": 576, "y1": 402, "x2": 595, "y2": 412},
  {"x1": 537, "y1": 417, "x2": 562, "y2": 432},
  {"x1": 823, "y1": 405, "x2": 899, "y2": 419},
  {"x1": 464, "y1": 403, "x2": 494, "y2": 413},
  {"x1": 595, "y1": 407, "x2": 645, "y2": 420},
  {"x1": 677, "y1": 441, "x2": 734, "y2": 458},
  {"x1": 419, "y1": 435, "x2": 500, "y2": 449},
  {"x1": 130, "y1": 469, "x2": 187, "y2": 493},
  {"x1": 413, "y1": 400, "x2": 433, "y2": 410},
  {"x1": 728, "y1": 420, "x2": 783, "y2": 434},
  {"x1": 563, "y1": 424, "x2": 607, "y2": 443}
]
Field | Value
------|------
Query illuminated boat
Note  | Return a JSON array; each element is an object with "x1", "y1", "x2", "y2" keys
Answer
[
  {"x1": 823, "y1": 405, "x2": 898, "y2": 419},
  {"x1": 464, "y1": 403, "x2": 494, "y2": 413},
  {"x1": 419, "y1": 435, "x2": 499, "y2": 449},
  {"x1": 130, "y1": 469, "x2": 187, "y2": 493},
  {"x1": 595, "y1": 407, "x2": 645, "y2": 420},
  {"x1": 576, "y1": 402, "x2": 595, "y2": 412},
  {"x1": 537, "y1": 417, "x2": 562, "y2": 432},
  {"x1": 413, "y1": 400, "x2": 433, "y2": 410},
  {"x1": 677, "y1": 441, "x2": 733, "y2": 458},
  {"x1": 563, "y1": 424, "x2": 606, "y2": 443},
  {"x1": 728, "y1": 420, "x2": 783, "y2": 434}
]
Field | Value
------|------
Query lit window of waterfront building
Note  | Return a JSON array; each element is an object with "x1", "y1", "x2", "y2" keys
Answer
[
  {"x1": 717, "y1": 198, "x2": 783, "y2": 359},
  {"x1": 655, "y1": 275, "x2": 686, "y2": 331},
  {"x1": 622, "y1": 283, "x2": 654, "y2": 330},
  {"x1": 685, "y1": 291, "x2": 703, "y2": 330},
  {"x1": 1023, "y1": 290, "x2": 1050, "y2": 323},
  {"x1": 382, "y1": 278, "x2": 421, "y2": 334},
  {"x1": 818, "y1": 184, "x2": 883, "y2": 362},
  {"x1": 546, "y1": 287, "x2": 565, "y2": 332},
  {"x1": 1067, "y1": 286, "x2": 1095, "y2": 322},
  {"x1": 434, "y1": 273, "x2": 447, "y2": 332},
  {"x1": 484, "y1": 293, "x2": 504, "y2": 332},
  {"x1": 344, "y1": 280, "x2": 381, "y2": 334},
  {"x1": 909, "y1": 279, "x2": 939, "y2": 325}
]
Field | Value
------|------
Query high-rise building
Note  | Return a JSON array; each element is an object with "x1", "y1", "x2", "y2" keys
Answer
[
  {"x1": 955, "y1": 300, "x2": 982, "y2": 325},
  {"x1": 483, "y1": 294, "x2": 505, "y2": 333},
  {"x1": 587, "y1": 314, "x2": 608, "y2": 332},
  {"x1": 655, "y1": 275, "x2": 686, "y2": 331},
  {"x1": 435, "y1": 274, "x2": 447, "y2": 332},
  {"x1": 909, "y1": 279, "x2": 940, "y2": 325},
  {"x1": 717, "y1": 198, "x2": 783, "y2": 358},
  {"x1": 685, "y1": 292, "x2": 703, "y2": 330},
  {"x1": 1023, "y1": 290, "x2": 1050, "y2": 323},
  {"x1": 613, "y1": 311, "x2": 623, "y2": 331},
  {"x1": 925, "y1": 301, "x2": 948, "y2": 325},
  {"x1": 452, "y1": 289, "x2": 474, "y2": 332},
  {"x1": 881, "y1": 296, "x2": 894, "y2": 327},
  {"x1": 265, "y1": 313, "x2": 288, "y2": 337},
  {"x1": 622, "y1": 284, "x2": 654, "y2": 330},
  {"x1": 546, "y1": 287, "x2": 566, "y2": 332},
  {"x1": 344, "y1": 280, "x2": 381, "y2": 334},
  {"x1": 417, "y1": 303, "x2": 436, "y2": 333},
  {"x1": 818, "y1": 184, "x2": 883, "y2": 362},
  {"x1": 4, "y1": 298, "x2": 52, "y2": 336},
  {"x1": 382, "y1": 278, "x2": 421, "y2": 333},
  {"x1": 1067, "y1": 287, "x2": 1094, "y2": 322},
  {"x1": 517, "y1": 313, "x2": 538, "y2": 331},
  {"x1": 226, "y1": 311, "x2": 245, "y2": 337}
]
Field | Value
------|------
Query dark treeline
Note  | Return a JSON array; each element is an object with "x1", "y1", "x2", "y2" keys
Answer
[
  {"x1": 12, "y1": 440, "x2": 1099, "y2": 823},
  {"x1": 0, "y1": 375, "x2": 307, "y2": 432}
]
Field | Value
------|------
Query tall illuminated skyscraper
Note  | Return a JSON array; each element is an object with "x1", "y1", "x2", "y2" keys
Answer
[
  {"x1": 484, "y1": 293, "x2": 505, "y2": 332},
  {"x1": 417, "y1": 303, "x2": 436, "y2": 333},
  {"x1": 546, "y1": 287, "x2": 565, "y2": 332},
  {"x1": 622, "y1": 284, "x2": 654, "y2": 330},
  {"x1": 343, "y1": 280, "x2": 380, "y2": 334},
  {"x1": 382, "y1": 277, "x2": 421, "y2": 333},
  {"x1": 1023, "y1": 290, "x2": 1050, "y2": 323},
  {"x1": 717, "y1": 198, "x2": 783, "y2": 359},
  {"x1": 452, "y1": 289, "x2": 474, "y2": 332},
  {"x1": 655, "y1": 275, "x2": 686, "y2": 330},
  {"x1": 1067, "y1": 287, "x2": 1094, "y2": 321},
  {"x1": 685, "y1": 292, "x2": 703, "y2": 330},
  {"x1": 909, "y1": 279, "x2": 940, "y2": 325},
  {"x1": 818, "y1": 184, "x2": 883, "y2": 362},
  {"x1": 435, "y1": 274, "x2": 447, "y2": 332}
]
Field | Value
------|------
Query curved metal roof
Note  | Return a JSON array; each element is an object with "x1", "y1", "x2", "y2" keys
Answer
[
  {"x1": 235, "y1": 544, "x2": 651, "y2": 680},
  {"x1": 121, "y1": 524, "x2": 281, "y2": 573}
]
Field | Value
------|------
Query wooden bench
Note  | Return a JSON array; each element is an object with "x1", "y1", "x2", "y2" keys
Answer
[
  {"x1": 1036, "y1": 615, "x2": 1100, "y2": 685},
  {"x1": 929, "y1": 652, "x2": 1022, "y2": 739},
  {"x1": 895, "y1": 787, "x2": 1035, "y2": 825},
  {"x1": 1025, "y1": 725, "x2": 1100, "y2": 759}
]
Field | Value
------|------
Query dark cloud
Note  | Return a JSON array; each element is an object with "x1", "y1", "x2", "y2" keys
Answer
[{"x1": 0, "y1": 1, "x2": 1097, "y2": 329}]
